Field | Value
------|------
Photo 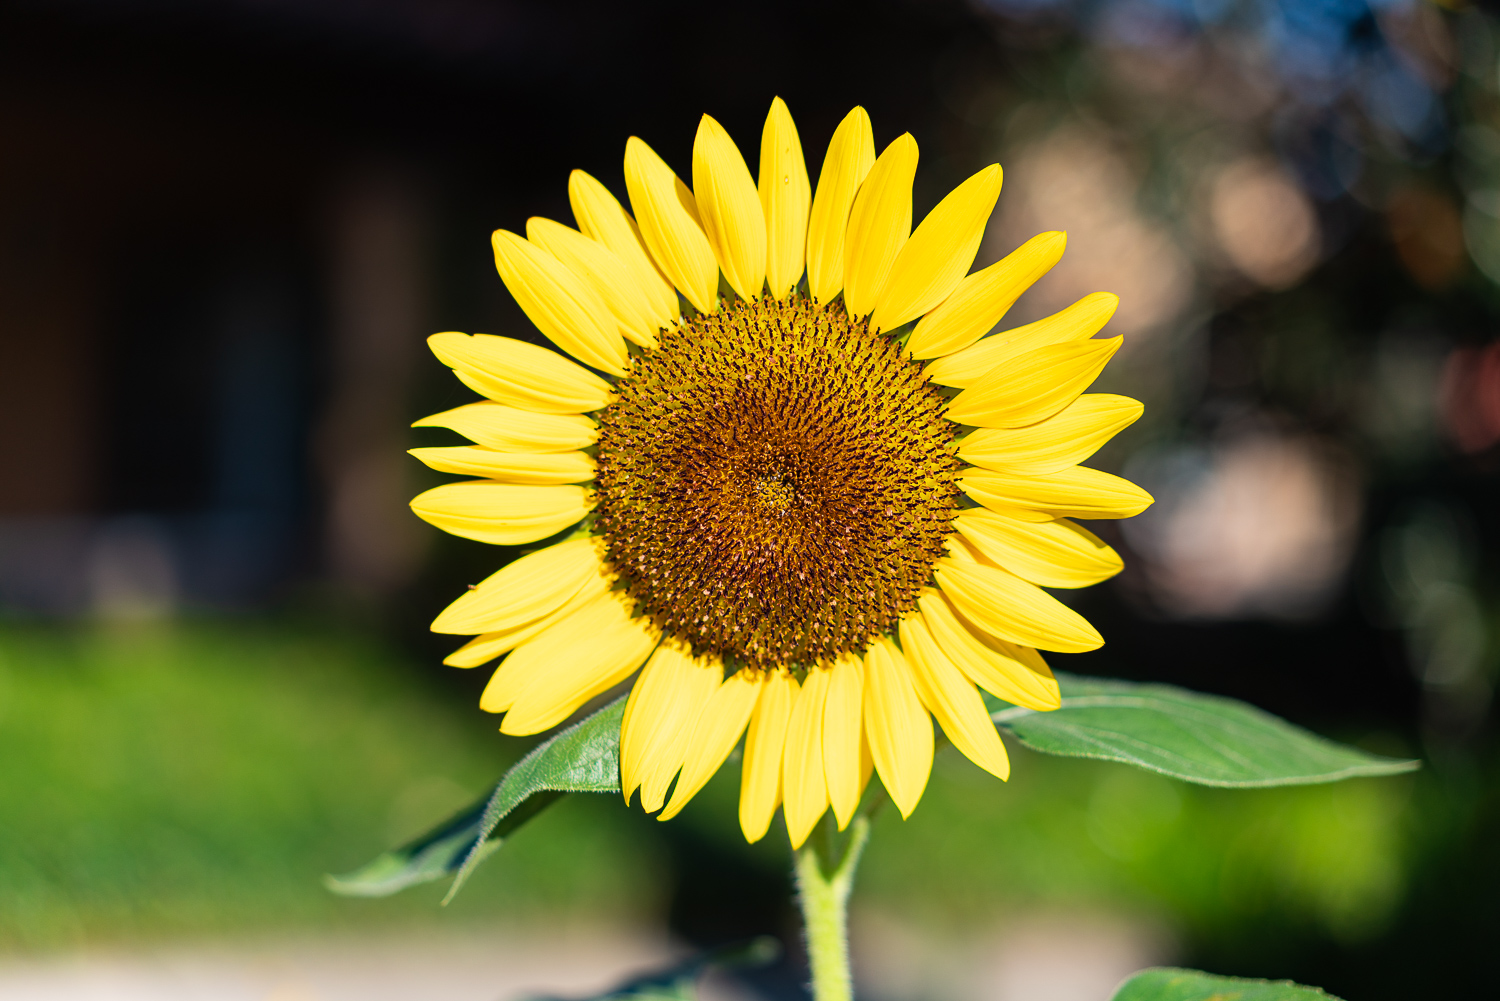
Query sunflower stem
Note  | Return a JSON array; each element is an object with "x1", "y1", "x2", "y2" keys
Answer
[{"x1": 794, "y1": 813, "x2": 870, "y2": 1001}]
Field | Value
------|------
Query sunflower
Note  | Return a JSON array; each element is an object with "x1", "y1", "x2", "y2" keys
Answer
[{"x1": 409, "y1": 99, "x2": 1152, "y2": 849}]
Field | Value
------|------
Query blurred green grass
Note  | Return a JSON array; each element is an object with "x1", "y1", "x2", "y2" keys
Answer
[
  {"x1": 0, "y1": 620, "x2": 667, "y2": 954},
  {"x1": 0, "y1": 618, "x2": 1429, "y2": 958}
]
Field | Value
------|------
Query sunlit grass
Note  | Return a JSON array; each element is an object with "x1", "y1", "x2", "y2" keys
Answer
[{"x1": 0, "y1": 620, "x2": 667, "y2": 953}]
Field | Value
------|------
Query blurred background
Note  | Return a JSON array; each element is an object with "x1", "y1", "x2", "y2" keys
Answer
[{"x1": 1, "y1": 0, "x2": 1497, "y2": 998}]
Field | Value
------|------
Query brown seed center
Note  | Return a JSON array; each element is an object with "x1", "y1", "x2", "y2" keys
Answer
[{"x1": 594, "y1": 296, "x2": 961, "y2": 672}]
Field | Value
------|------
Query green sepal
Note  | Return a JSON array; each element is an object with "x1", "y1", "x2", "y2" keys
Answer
[
  {"x1": 325, "y1": 695, "x2": 625, "y2": 900},
  {"x1": 989, "y1": 673, "x2": 1418, "y2": 787},
  {"x1": 1111, "y1": 967, "x2": 1342, "y2": 1000}
]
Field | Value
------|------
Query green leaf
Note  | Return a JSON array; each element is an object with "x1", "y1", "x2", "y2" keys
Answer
[
  {"x1": 526, "y1": 938, "x2": 780, "y2": 1001},
  {"x1": 325, "y1": 695, "x2": 625, "y2": 899},
  {"x1": 990, "y1": 674, "x2": 1419, "y2": 788},
  {"x1": 1111, "y1": 967, "x2": 1342, "y2": 1000}
]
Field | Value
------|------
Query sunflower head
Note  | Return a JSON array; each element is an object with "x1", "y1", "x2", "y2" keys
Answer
[
  {"x1": 409, "y1": 98, "x2": 1153, "y2": 848},
  {"x1": 595, "y1": 295, "x2": 962, "y2": 674}
]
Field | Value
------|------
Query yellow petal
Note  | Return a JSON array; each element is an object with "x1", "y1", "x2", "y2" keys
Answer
[
  {"x1": 619, "y1": 644, "x2": 676, "y2": 802},
  {"x1": 624, "y1": 136, "x2": 719, "y2": 314},
  {"x1": 782, "y1": 666, "x2": 831, "y2": 849},
  {"x1": 961, "y1": 465, "x2": 1155, "y2": 519},
  {"x1": 620, "y1": 643, "x2": 722, "y2": 811},
  {"x1": 409, "y1": 447, "x2": 595, "y2": 485},
  {"x1": 822, "y1": 654, "x2": 866, "y2": 829},
  {"x1": 917, "y1": 589, "x2": 1060, "y2": 710},
  {"x1": 568, "y1": 169, "x2": 679, "y2": 330},
  {"x1": 863, "y1": 638, "x2": 934, "y2": 818},
  {"x1": 479, "y1": 588, "x2": 634, "y2": 713},
  {"x1": 899, "y1": 614, "x2": 1010, "y2": 780},
  {"x1": 958, "y1": 394, "x2": 1143, "y2": 476},
  {"x1": 427, "y1": 332, "x2": 613, "y2": 414},
  {"x1": 859, "y1": 728, "x2": 875, "y2": 803},
  {"x1": 934, "y1": 558, "x2": 1103, "y2": 653},
  {"x1": 955, "y1": 508, "x2": 1123, "y2": 588},
  {"x1": 491, "y1": 230, "x2": 628, "y2": 375},
  {"x1": 759, "y1": 97, "x2": 812, "y2": 299},
  {"x1": 946, "y1": 337, "x2": 1121, "y2": 428},
  {"x1": 526, "y1": 217, "x2": 661, "y2": 349},
  {"x1": 497, "y1": 590, "x2": 660, "y2": 734},
  {"x1": 693, "y1": 114, "x2": 767, "y2": 302},
  {"x1": 445, "y1": 632, "x2": 516, "y2": 669},
  {"x1": 638, "y1": 659, "x2": 723, "y2": 813},
  {"x1": 659, "y1": 668, "x2": 763, "y2": 821},
  {"x1": 907, "y1": 231, "x2": 1066, "y2": 359},
  {"x1": 413, "y1": 402, "x2": 597, "y2": 453},
  {"x1": 926, "y1": 292, "x2": 1119, "y2": 388},
  {"x1": 432, "y1": 536, "x2": 608, "y2": 635},
  {"x1": 869, "y1": 164, "x2": 1003, "y2": 334},
  {"x1": 410, "y1": 481, "x2": 592, "y2": 546},
  {"x1": 740, "y1": 669, "x2": 798, "y2": 843},
  {"x1": 443, "y1": 579, "x2": 609, "y2": 667},
  {"x1": 806, "y1": 107, "x2": 875, "y2": 304},
  {"x1": 842, "y1": 133, "x2": 919, "y2": 318}
]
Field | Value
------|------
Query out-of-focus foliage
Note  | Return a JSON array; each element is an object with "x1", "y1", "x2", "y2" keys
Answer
[
  {"x1": 1111, "y1": 967, "x2": 1340, "y2": 1001},
  {"x1": 0, "y1": 622, "x2": 667, "y2": 953}
]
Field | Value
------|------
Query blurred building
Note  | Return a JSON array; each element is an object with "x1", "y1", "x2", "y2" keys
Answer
[{"x1": 0, "y1": 4, "x2": 444, "y2": 615}]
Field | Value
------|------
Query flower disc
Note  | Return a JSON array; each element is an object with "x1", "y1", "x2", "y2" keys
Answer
[{"x1": 595, "y1": 296, "x2": 962, "y2": 671}]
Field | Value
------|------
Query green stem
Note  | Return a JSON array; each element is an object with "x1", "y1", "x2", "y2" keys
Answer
[{"x1": 793, "y1": 814, "x2": 870, "y2": 1001}]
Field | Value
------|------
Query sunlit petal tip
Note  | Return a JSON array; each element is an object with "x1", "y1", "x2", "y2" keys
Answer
[
  {"x1": 567, "y1": 168, "x2": 680, "y2": 328},
  {"x1": 759, "y1": 97, "x2": 811, "y2": 299},
  {"x1": 498, "y1": 591, "x2": 660, "y2": 735},
  {"x1": 908, "y1": 229, "x2": 1069, "y2": 360},
  {"x1": 899, "y1": 614, "x2": 1011, "y2": 781},
  {"x1": 490, "y1": 230, "x2": 628, "y2": 376},
  {"x1": 430, "y1": 536, "x2": 606, "y2": 635},
  {"x1": 620, "y1": 641, "x2": 703, "y2": 805},
  {"x1": 934, "y1": 557, "x2": 1104, "y2": 654},
  {"x1": 954, "y1": 508, "x2": 1123, "y2": 589},
  {"x1": 782, "y1": 668, "x2": 831, "y2": 848},
  {"x1": 870, "y1": 163, "x2": 1003, "y2": 334},
  {"x1": 410, "y1": 481, "x2": 593, "y2": 547},
  {"x1": 659, "y1": 667, "x2": 763, "y2": 821},
  {"x1": 806, "y1": 106, "x2": 876, "y2": 304},
  {"x1": 946, "y1": 336, "x2": 1122, "y2": 428},
  {"x1": 411, "y1": 402, "x2": 597, "y2": 452},
  {"x1": 863, "y1": 639, "x2": 934, "y2": 819},
  {"x1": 426, "y1": 332, "x2": 613, "y2": 414},
  {"x1": 636, "y1": 647, "x2": 722, "y2": 814},
  {"x1": 962, "y1": 464, "x2": 1155, "y2": 520},
  {"x1": 409, "y1": 447, "x2": 595, "y2": 485},
  {"x1": 524, "y1": 215, "x2": 661, "y2": 349},
  {"x1": 918, "y1": 588, "x2": 1062, "y2": 711},
  {"x1": 958, "y1": 394, "x2": 1144, "y2": 476},
  {"x1": 924, "y1": 290, "x2": 1120, "y2": 389},
  {"x1": 823, "y1": 655, "x2": 866, "y2": 828},
  {"x1": 693, "y1": 114, "x2": 767, "y2": 302},
  {"x1": 624, "y1": 136, "x2": 719, "y2": 314},
  {"x1": 740, "y1": 669, "x2": 798, "y2": 843},
  {"x1": 842, "y1": 132, "x2": 920, "y2": 318}
]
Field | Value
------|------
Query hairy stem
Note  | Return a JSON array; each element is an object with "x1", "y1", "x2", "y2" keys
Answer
[{"x1": 794, "y1": 814, "x2": 870, "y2": 1001}]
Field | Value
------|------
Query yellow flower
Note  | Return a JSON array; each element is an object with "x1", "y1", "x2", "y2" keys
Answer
[{"x1": 409, "y1": 99, "x2": 1153, "y2": 849}]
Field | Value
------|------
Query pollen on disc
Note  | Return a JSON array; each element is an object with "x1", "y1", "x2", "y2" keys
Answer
[{"x1": 594, "y1": 296, "x2": 962, "y2": 672}]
